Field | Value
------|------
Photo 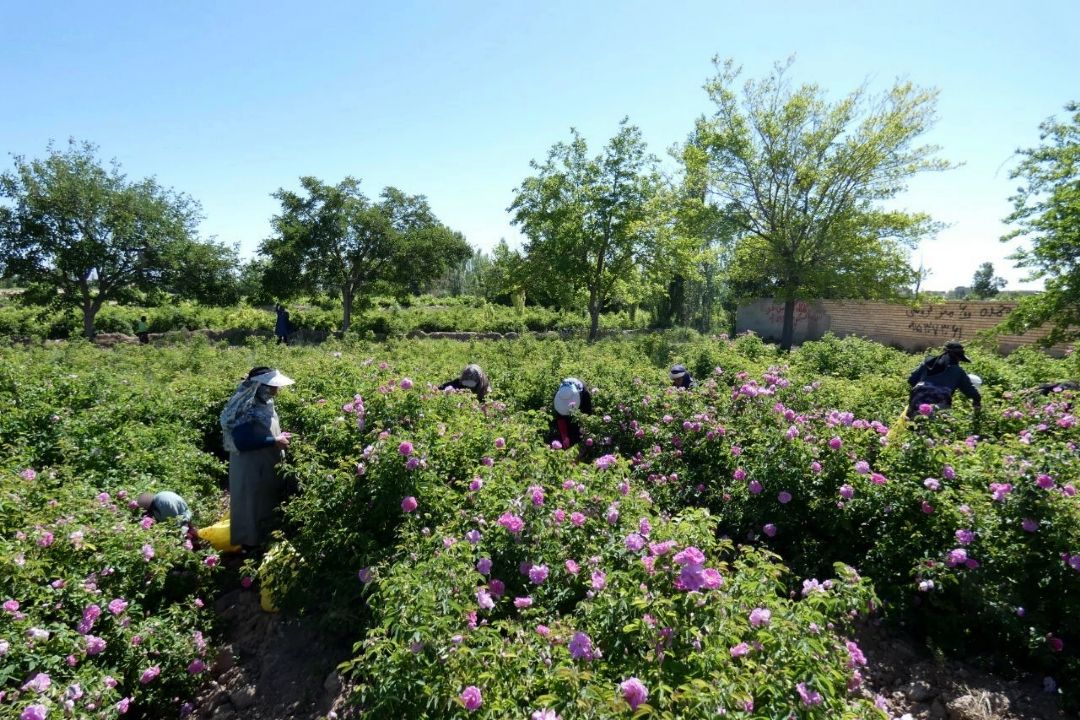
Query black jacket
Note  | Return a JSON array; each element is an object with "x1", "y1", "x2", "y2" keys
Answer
[{"x1": 908, "y1": 355, "x2": 981, "y2": 406}]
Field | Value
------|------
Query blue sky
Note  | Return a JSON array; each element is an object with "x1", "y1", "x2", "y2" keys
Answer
[{"x1": 2, "y1": 0, "x2": 1077, "y2": 291}]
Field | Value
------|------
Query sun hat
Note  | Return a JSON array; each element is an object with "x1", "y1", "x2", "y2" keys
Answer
[
  {"x1": 553, "y1": 378, "x2": 584, "y2": 416},
  {"x1": 249, "y1": 369, "x2": 295, "y2": 387},
  {"x1": 670, "y1": 364, "x2": 689, "y2": 380},
  {"x1": 944, "y1": 341, "x2": 971, "y2": 363}
]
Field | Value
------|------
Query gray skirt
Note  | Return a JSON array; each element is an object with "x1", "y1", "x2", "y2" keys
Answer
[{"x1": 229, "y1": 446, "x2": 285, "y2": 547}]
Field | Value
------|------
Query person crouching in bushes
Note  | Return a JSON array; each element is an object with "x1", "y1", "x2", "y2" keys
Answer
[
  {"x1": 440, "y1": 363, "x2": 490, "y2": 401},
  {"x1": 670, "y1": 363, "x2": 694, "y2": 389},
  {"x1": 907, "y1": 341, "x2": 981, "y2": 418},
  {"x1": 220, "y1": 366, "x2": 294, "y2": 552},
  {"x1": 550, "y1": 377, "x2": 592, "y2": 450},
  {"x1": 137, "y1": 490, "x2": 197, "y2": 543}
]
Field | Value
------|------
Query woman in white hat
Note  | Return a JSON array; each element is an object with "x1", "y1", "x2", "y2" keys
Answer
[
  {"x1": 550, "y1": 377, "x2": 593, "y2": 449},
  {"x1": 220, "y1": 366, "x2": 295, "y2": 549}
]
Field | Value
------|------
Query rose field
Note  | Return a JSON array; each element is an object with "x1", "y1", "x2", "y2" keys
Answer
[{"x1": 1, "y1": 332, "x2": 1078, "y2": 719}]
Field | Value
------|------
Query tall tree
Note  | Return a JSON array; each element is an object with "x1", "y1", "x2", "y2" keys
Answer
[
  {"x1": 509, "y1": 120, "x2": 662, "y2": 341},
  {"x1": 481, "y1": 240, "x2": 531, "y2": 306},
  {"x1": 429, "y1": 248, "x2": 491, "y2": 297},
  {"x1": 261, "y1": 177, "x2": 470, "y2": 332},
  {"x1": 663, "y1": 129, "x2": 740, "y2": 332},
  {"x1": 1000, "y1": 101, "x2": 1080, "y2": 344},
  {"x1": 969, "y1": 261, "x2": 1006, "y2": 298},
  {"x1": 697, "y1": 58, "x2": 950, "y2": 349},
  {"x1": 0, "y1": 140, "x2": 221, "y2": 338}
]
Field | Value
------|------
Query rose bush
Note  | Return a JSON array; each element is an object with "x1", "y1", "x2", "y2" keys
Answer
[{"x1": 1, "y1": 331, "x2": 1076, "y2": 717}]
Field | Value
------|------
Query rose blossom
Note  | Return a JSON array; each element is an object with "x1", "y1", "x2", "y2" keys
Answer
[
  {"x1": 619, "y1": 677, "x2": 648, "y2": 711},
  {"x1": 460, "y1": 685, "x2": 482, "y2": 711},
  {"x1": 749, "y1": 607, "x2": 771, "y2": 627}
]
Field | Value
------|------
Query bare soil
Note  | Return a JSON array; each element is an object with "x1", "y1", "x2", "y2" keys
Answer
[{"x1": 191, "y1": 591, "x2": 1071, "y2": 720}]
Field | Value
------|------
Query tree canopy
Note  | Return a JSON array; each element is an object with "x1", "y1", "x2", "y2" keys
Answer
[
  {"x1": 0, "y1": 140, "x2": 233, "y2": 338},
  {"x1": 260, "y1": 177, "x2": 470, "y2": 333},
  {"x1": 509, "y1": 120, "x2": 663, "y2": 341},
  {"x1": 970, "y1": 261, "x2": 1006, "y2": 298},
  {"x1": 696, "y1": 58, "x2": 949, "y2": 349},
  {"x1": 1000, "y1": 101, "x2": 1080, "y2": 344}
]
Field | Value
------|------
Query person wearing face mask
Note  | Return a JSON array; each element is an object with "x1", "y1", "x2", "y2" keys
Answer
[
  {"x1": 220, "y1": 366, "x2": 295, "y2": 550},
  {"x1": 439, "y1": 363, "x2": 491, "y2": 401}
]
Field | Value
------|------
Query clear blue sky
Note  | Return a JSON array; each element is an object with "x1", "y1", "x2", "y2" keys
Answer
[{"x1": 2, "y1": 0, "x2": 1077, "y2": 291}]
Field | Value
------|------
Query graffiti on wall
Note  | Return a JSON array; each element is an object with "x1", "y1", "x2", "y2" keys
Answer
[
  {"x1": 906, "y1": 321, "x2": 965, "y2": 339},
  {"x1": 903, "y1": 303, "x2": 1014, "y2": 339},
  {"x1": 764, "y1": 301, "x2": 822, "y2": 327},
  {"x1": 905, "y1": 303, "x2": 1014, "y2": 321}
]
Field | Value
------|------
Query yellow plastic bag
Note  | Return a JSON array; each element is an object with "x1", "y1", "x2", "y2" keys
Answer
[
  {"x1": 196, "y1": 511, "x2": 241, "y2": 554},
  {"x1": 884, "y1": 407, "x2": 909, "y2": 445},
  {"x1": 259, "y1": 540, "x2": 305, "y2": 613},
  {"x1": 259, "y1": 584, "x2": 279, "y2": 613}
]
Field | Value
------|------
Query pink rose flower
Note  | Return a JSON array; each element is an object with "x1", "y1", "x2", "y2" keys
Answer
[
  {"x1": 619, "y1": 677, "x2": 648, "y2": 710},
  {"x1": 460, "y1": 685, "x2": 482, "y2": 711}
]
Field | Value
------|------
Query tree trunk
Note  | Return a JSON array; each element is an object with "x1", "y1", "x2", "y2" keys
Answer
[
  {"x1": 669, "y1": 275, "x2": 686, "y2": 328},
  {"x1": 780, "y1": 298, "x2": 796, "y2": 351},
  {"x1": 82, "y1": 303, "x2": 97, "y2": 339},
  {"x1": 587, "y1": 287, "x2": 600, "y2": 343},
  {"x1": 700, "y1": 262, "x2": 714, "y2": 333},
  {"x1": 341, "y1": 287, "x2": 354, "y2": 333}
]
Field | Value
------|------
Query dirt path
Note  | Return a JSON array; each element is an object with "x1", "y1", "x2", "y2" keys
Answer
[
  {"x1": 857, "y1": 620, "x2": 1069, "y2": 720},
  {"x1": 191, "y1": 591, "x2": 1069, "y2": 720},
  {"x1": 191, "y1": 588, "x2": 353, "y2": 720}
]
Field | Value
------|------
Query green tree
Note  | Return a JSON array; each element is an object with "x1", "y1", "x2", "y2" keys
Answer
[
  {"x1": 509, "y1": 120, "x2": 662, "y2": 341},
  {"x1": 969, "y1": 261, "x2": 1006, "y2": 298},
  {"x1": 429, "y1": 248, "x2": 491, "y2": 297},
  {"x1": 697, "y1": 58, "x2": 950, "y2": 349},
  {"x1": 481, "y1": 239, "x2": 531, "y2": 306},
  {"x1": 0, "y1": 140, "x2": 223, "y2": 338},
  {"x1": 660, "y1": 129, "x2": 741, "y2": 332},
  {"x1": 260, "y1": 177, "x2": 470, "y2": 332},
  {"x1": 1000, "y1": 101, "x2": 1080, "y2": 344}
]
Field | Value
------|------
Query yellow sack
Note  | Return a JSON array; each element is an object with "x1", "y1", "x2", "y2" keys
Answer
[
  {"x1": 259, "y1": 540, "x2": 304, "y2": 613},
  {"x1": 885, "y1": 407, "x2": 909, "y2": 445},
  {"x1": 259, "y1": 584, "x2": 279, "y2": 613},
  {"x1": 196, "y1": 511, "x2": 241, "y2": 554}
]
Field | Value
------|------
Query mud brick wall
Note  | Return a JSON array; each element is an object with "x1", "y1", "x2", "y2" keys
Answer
[{"x1": 736, "y1": 299, "x2": 1070, "y2": 356}]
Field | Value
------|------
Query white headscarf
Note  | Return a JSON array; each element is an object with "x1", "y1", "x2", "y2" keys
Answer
[{"x1": 220, "y1": 369, "x2": 294, "y2": 438}]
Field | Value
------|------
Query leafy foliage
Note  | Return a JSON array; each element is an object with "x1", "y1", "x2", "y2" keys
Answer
[
  {"x1": 0, "y1": 140, "x2": 237, "y2": 338},
  {"x1": 510, "y1": 121, "x2": 663, "y2": 341},
  {"x1": 1, "y1": 333, "x2": 1077, "y2": 718},
  {"x1": 697, "y1": 58, "x2": 950, "y2": 348},
  {"x1": 970, "y1": 261, "x2": 1007, "y2": 298},
  {"x1": 1001, "y1": 101, "x2": 1080, "y2": 344},
  {"x1": 260, "y1": 177, "x2": 471, "y2": 332}
]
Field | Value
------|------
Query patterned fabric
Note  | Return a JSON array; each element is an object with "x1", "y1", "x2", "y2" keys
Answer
[
  {"x1": 908, "y1": 383, "x2": 954, "y2": 416},
  {"x1": 220, "y1": 381, "x2": 277, "y2": 453}
]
